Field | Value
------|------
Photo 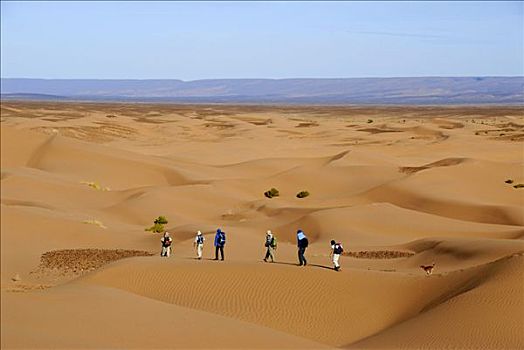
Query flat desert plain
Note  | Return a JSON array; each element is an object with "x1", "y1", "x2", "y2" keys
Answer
[{"x1": 1, "y1": 101, "x2": 524, "y2": 349}]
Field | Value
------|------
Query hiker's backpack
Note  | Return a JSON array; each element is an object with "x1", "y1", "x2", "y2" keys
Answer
[
  {"x1": 300, "y1": 237, "x2": 309, "y2": 248},
  {"x1": 163, "y1": 238, "x2": 172, "y2": 247},
  {"x1": 270, "y1": 236, "x2": 277, "y2": 248},
  {"x1": 196, "y1": 235, "x2": 204, "y2": 244},
  {"x1": 334, "y1": 243, "x2": 344, "y2": 254},
  {"x1": 219, "y1": 233, "x2": 226, "y2": 245}
]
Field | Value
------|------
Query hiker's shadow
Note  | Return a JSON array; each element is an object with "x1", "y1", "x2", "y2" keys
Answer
[
  {"x1": 271, "y1": 261, "x2": 334, "y2": 271},
  {"x1": 309, "y1": 263, "x2": 334, "y2": 271},
  {"x1": 182, "y1": 257, "x2": 220, "y2": 261}
]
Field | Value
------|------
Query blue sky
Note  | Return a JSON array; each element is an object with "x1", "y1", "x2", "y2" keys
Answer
[{"x1": 1, "y1": 1, "x2": 522, "y2": 80}]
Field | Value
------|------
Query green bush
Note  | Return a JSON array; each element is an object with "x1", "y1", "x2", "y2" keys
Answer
[
  {"x1": 296, "y1": 190, "x2": 310, "y2": 198},
  {"x1": 154, "y1": 216, "x2": 168, "y2": 225},
  {"x1": 145, "y1": 216, "x2": 169, "y2": 233},
  {"x1": 264, "y1": 188, "x2": 280, "y2": 198}
]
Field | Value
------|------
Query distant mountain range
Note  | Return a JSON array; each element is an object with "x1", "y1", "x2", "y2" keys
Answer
[{"x1": 1, "y1": 77, "x2": 523, "y2": 104}]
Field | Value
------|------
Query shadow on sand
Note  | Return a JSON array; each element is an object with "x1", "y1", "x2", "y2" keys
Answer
[
  {"x1": 181, "y1": 256, "x2": 225, "y2": 261},
  {"x1": 182, "y1": 257, "x2": 334, "y2": 270},
  {"x1": 267, "y1": 261, "x2": 335, "y2": 271}
]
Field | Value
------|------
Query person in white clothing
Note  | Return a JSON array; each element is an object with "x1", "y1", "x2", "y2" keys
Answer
[
  {"x1": 330, "y1": 239, "x2": 344, "y2": 271},
  {"x1": 194, "y1": 231, "x2": 205, "y2": 259},
  {"x1": 161, "y1": 232, "x2": 173, "y2": 257},
  {"x1": 263, "y1": 230, "x2": 277, "y2": 262}
]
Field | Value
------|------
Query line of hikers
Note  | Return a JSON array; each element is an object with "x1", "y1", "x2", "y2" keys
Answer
[{"x1": 160, "y1": 229, "x2": 344, "y2": 271}]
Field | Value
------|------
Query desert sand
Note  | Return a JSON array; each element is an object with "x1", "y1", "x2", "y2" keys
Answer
[{"x1": 1, "y1": 101, "x2": 523, "y2": 349}]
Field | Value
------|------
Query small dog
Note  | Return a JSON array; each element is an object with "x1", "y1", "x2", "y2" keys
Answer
[{"x1": 420, "y1": 262, "x2": 435, "y2": 275}]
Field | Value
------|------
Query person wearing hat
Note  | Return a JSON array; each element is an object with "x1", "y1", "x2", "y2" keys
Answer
[
  {"x1": 263, "y1": 230, "x2": 277, "y2": 262},
  {"x1": 330, "y1": 239, "x2": 344, "y2": 271},
  {"x1": 160, "y1": 231, "x2": 173, "y2": 257},
  {"x1": 194, "y1": 230, "x2": 205, "y2": 260},
  {"x1": 213, "y1": 228, "x2": 226, "y2": 261},
  {"x1": 297, "y1": 229, "x2": 309, "y2": 266}
]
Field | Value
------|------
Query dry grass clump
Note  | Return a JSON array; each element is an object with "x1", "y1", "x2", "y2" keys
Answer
[
  {"x1": 264, "y1": 188, "x2": 280, "y2": 198},
  {"x1": 37, "y1": 249, "x2": 154, "y2": 274},
  {"x1": 344, "y1": 250, "x2": 415, "y2": 259},
  {"x1": 82, "y1": 219, "x2": 107, "y2": 229},
  {"x1": 81, "y1": 181, "x2": 110, "y2": 191}
]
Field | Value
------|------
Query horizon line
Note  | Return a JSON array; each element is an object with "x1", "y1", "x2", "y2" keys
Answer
[{"x1": 2, "y1": 75, "x2": 524, "y2": 82}]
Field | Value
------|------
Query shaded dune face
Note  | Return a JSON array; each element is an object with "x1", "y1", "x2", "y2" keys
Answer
[{"x1": 1, "y1": 102, "x2": 523, "y2": 349}]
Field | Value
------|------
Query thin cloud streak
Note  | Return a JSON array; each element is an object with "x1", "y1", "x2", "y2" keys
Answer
[{"x1": 347, "y1": 30, "x2": 449, "y2": 40}]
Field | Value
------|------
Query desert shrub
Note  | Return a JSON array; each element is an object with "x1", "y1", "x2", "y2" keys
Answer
[
  {"x1": 146, "y1": 223, "x2": 164, "y2": 233},
  {"x1": 505, "y1": 179, "x2": 514, "y2": 184},
  {"x1": 296, "y1": 190, "x2": 310, "y2": 198},
  {"x1": 264, "y1": 188, "x2": 280, "y2": 198},
  {"x1": 367, "y1": 119, "x2": 373, "y2": 123},
  {"x1": 154, "y1": 216, "x2": 168, "y2": 225},
  {"x1": 81, "y1": 181, "x2": 110, "y2": 191},
  {"x1": 90, "y1": 182, "x2": 101, "y2": 190},
  {"x1": 513, "y1": 184, "x2": 524, "y2": 189},
  {"x1": 145, "y1": 216, "x2": 169, "y2": 232}
]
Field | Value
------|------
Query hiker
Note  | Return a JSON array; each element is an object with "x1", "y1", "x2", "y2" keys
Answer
[
  {"x1": 330, "y1": 239, "x2": 344, "y2": 271},
  {"x1": 297, "y1": 229, "x2": 309, "y2": 266},
  {"x1": 160, "y1": 231, "x2": 173, "y2": 257},
  {"x1": 263, "y1": 230, "x2": 277, "y2": 262},
  {"x1": 194, "y1": 230, "x2": 205, "y2": 259},
  {"x1": 214, "y1": 228, "x2": 226, "y2": 261}
]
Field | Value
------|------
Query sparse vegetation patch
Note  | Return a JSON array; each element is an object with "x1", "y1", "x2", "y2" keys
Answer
[
  {"x1": 264, "y1": 188, "x2": 280, "y2": 198},
  {"x1": 145, "y1": 216, "x2": 169, "y2": 233},
  {"x1": 296, "y1": 190, "x2": 310, "y2": 198},
  {"x1": 81, "y1": 181, "x2": 110, "y2": 191},
  {"x1": 82, "y1": 219, "x2": 107, "y2": 229}
]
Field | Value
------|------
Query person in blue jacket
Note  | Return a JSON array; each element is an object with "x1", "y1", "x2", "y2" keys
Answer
[
  {"x1": 214, "y1": 228, "x2": 226, "y2": 261},
  {"x1": 297, "y1": 229, "x2": 309, "y2": 266}
]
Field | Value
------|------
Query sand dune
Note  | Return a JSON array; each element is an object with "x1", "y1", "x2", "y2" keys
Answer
[
  {"x1": 349, "y1": 254, "x2": 524, "y2": 349},
  {"x1": 2, "y1": 284, "x2": 328, "y2": 349},
  {"x1": 1, "y1": 102, "x2": 523, "y2": 349},
  {"x1": 275, "y1": 203, "x2": 524, "y2": 246},
  {"x1": 79, "y1": 254, "x2": 516, "y2": 347}
]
